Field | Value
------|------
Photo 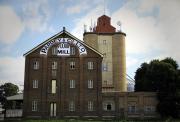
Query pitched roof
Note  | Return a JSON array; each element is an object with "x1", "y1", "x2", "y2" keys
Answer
[
  {"x1": 23, "y1": 29, "x2": 103, "y2": 57},
  {"x1": 6, "y1": 93, "x2": 23, "y2": 101}
]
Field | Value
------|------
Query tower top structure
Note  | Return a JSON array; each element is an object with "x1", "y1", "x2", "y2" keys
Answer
[{"x1": 95, "y1": 15, "x2": 116, "y2": 33}]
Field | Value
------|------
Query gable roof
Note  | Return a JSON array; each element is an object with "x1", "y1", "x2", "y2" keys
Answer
[{"x1": 23, "y1": 28, "x2": 103, "y2": 57}]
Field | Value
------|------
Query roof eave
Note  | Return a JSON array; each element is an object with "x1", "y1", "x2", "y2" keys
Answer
[{"x1": 23, "y1": 31, "x2": 64, "y2": 57}]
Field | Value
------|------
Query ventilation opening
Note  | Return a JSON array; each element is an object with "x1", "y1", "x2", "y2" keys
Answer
[{"x1": 107, "y1": 104, "x2": 111, "y2": 110}]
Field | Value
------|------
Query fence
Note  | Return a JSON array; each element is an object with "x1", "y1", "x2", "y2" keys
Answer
[{"x1": 6, "y1": 109, "x2": 22, "y2": 117}]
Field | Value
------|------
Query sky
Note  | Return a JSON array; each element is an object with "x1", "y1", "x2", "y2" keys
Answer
[{"x1": 0, "y1": 0, "x2": 180, "y2": 90}]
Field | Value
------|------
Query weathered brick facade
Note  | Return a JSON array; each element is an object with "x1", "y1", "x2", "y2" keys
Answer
[
  {"x1": 23, "y1": 30, "x2": 103, "y2": 118},
  {"x1": 23, "y1": 15, "x2": 159, "y2": 120}
]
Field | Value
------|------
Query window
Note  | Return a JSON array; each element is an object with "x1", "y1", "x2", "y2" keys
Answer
[
  {"x1": 70, "y1": 80, "x2": 75, "y2": 88},
  {"x1": 88, "y1": 80, "x2": 93, "y2": 89},
  {"x1": 70, "y1": 47, "x2": 75, "y2": 55},
  {"x1": 52, "y1": 47, "x2": 57, "y2": 55},
  {"x1": 128, "y1": 106, "x2": 136, "y2": 113},
  {"x1": 70, "y1": 61, "x2": 75, "y2": 69},
  {"x1": 88, "y1": 62, "x2": 93, "y2": 70},
  {"x1": 32, "y1": 100, "x2": 37, "y2": 111},
  {"x1": 88, "y1": 101, "x2": 93, "y2": 111},
  {"x1": 102, "y1": 63, "x2": 108, "y2": 71},
  {"x1": 144, "y1": 106, "x2": 155, "y2": 113},
  {"x1": 33, "y1": 61, "x2": 39, "y2": 70},
  {"x1": 52, "y1": 61, "x2": 57, "y2": 69},
  {"x1": 69, "y1": 101, "x2": 75, "y2": 111},
  {"x1": 33, "y1": 80, "x2": 38, "y2": 88},
  {"x1": 50, "y1": 102, "x2": 56, "y2": 117},
  {"x1": 103, "y1": 40, "x2": 106, "y2": 45},
  {"x1": 51, "y1": 80, "x2": 56, "y2": 94}
]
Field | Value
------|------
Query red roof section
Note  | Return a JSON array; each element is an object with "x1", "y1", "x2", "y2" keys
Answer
[{"x1": 95, "y1": 15, "x2": 116, "y2": 33}]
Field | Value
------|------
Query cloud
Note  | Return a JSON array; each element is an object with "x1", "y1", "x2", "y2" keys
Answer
[
  {"x1": 21, "y1": 0, "x2": 54, "y2": 33},
  {"x1": 66, "y1": 0, "x2": 105, "y2": 15},
  {"x1": 126, "y1": 56, "x2": 139, "y2": 68},
  {"x1": 0, "y1": 6, "x2": 24, "y2": 45},
  {"x1": 111, "y1": 4, "x2": 164, "y2": 54},
  {"x1": 71, "y1": 5, "x2": 109, "y2": 40},
  {"x1": 111, "y1": 0, "x2": 180, "y2": 64},
  {"x1": 66, "y1": 2, "x2": 89, "y2": 14},
  {"x1": 0, "y1": 57, "x2": 24, "y2": 87}
]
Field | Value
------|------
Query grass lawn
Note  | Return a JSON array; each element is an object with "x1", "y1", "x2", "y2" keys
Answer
[{"x1": 5, "y1": 118, "x2": 180, "y2": 122}]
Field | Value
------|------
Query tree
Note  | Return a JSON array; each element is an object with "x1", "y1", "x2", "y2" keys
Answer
[
  {"x1": 135, "y1": 58, "x2": 179, "y2": 92},
  {"x1": 134, "y1": 57, "x2": 180, "y2": 118},
  {"x1": 0, "y1": 82, "x2": 19, "y2": 97},
  {"x1": 0, "y1": 88, "x2": 6, "y2": 106},
  {"x1": 0, "y1": 83, "x2": 19, "y2": 110},
  {"x1": 161, "y1": 57, "x2": 178, "y2": 70}
]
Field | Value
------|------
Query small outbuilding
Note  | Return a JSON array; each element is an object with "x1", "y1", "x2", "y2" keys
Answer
[{"x1": 6, "y1": 93, "x2": 23, "y2": 118}]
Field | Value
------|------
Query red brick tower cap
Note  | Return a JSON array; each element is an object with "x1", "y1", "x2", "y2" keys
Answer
[{"x1": 95, "y1": 15, "x2": 116, "y2": 33}]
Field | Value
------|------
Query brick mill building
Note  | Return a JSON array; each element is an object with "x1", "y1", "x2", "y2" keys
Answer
[{"x1": 23, "y1": 15, "x2": 158, "y2": 119}]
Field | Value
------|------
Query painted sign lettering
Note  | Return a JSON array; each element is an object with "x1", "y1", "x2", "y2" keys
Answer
[
  {"x1": 40, "y1": 38, "x2": 87, "y2": 55},
  {"x1": 57, "y1": 43, "x2": 70, "y2": 56}
]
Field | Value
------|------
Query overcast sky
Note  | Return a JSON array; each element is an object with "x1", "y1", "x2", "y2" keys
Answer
[{"x1": 0, "y1": 0, "x2": 180, "y2": 89}]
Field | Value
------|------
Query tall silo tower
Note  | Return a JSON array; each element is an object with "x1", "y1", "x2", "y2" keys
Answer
[{"x1": 84, "y1": 15, "x2": 127, "y2": 92}]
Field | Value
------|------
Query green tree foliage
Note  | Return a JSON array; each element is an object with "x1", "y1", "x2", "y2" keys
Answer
[
  {"x1": 134, "y1": 57, "x2": 180, "y2": 118},
  {"x1": 0, "y1": 83, "x2": 19, "y2": 109},
  {"x1": 0, "y1": 88, "x2": 6, "y2": 107},
  {"x1": 161, "y1": 57, "x2": 179, "y2": 70},
  {"x1": 0, "y1": 82, "x2": 19, "y2": 97}
]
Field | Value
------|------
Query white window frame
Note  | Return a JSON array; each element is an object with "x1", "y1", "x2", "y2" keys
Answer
[
  {"x1": 70, "y1": 80, "x2": 75, "y2": 88},
  {"x1": 50, "y1": 102, "x2": 56, "y2": 117},
  {"x1": 32, "y1": 100, "x2": 37, "y2": 111},
  {"x1": 52, "y1": 47, "x2": 57, "y2": 55},
  {"x1": 52, "y1": 61, "x2": 57, "y2": 70},
  {"x1": 33, "y1": 61, "x2": 39, "y2": 70},
  {"x1": 71, "y1": 47, "x2": 75, "y2": 55},
  {"x1": 33, "y1": 80, "x2": 38, "y2": 88},
  {"x1": 69, "y1": 101, "x2": 75, "y2": 111},
  {"x1": 88, "y1": 101, "x2": 94, "y2": 111},
  {"x1": 88, "y1": 80, "x2": 93, "y2": 89},
  {"x1": 88, "y1": 62, "x2": 93, "y2": 70},
  {"x1": 70, "y1": 61, "x2": 75, "y2": 69}
]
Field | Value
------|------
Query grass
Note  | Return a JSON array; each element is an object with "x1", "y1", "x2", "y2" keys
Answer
[
  {"x1": 21, "y1": 120, "x2": 180, "y2": 122},
  {"x1": 4, "y1": 117, "x2": 180, "y2": 122}
]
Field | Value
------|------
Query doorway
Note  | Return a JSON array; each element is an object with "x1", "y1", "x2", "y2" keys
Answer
[{"x1": 50, "y1": 102, "x2": 56, "y2": 117}]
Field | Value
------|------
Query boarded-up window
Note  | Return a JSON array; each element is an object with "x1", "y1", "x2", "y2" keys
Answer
[{"x1": 51, "y1": 80, "x2": 56, "y2": 93}]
